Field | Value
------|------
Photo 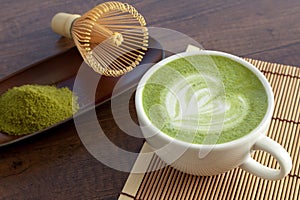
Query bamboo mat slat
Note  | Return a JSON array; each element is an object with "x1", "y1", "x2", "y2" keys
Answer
[{"x1": 119, "y1": 59, "x2": 300, "y2": 200}]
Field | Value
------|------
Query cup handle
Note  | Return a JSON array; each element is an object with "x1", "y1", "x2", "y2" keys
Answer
[{"x1": 240, "y1": 135, "x2": 292, "y2": 180}]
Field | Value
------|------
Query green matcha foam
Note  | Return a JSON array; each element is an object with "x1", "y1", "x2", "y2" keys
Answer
[{"x1": 142, "y1": 55, "x2": 268, "y2": 144}]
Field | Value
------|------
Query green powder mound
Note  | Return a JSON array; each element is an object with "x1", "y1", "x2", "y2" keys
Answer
[{"x1": 0, "y1": 85, "x2": 79, "y2": 135}]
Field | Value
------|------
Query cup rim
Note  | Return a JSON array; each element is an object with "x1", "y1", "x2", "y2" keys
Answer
[{"x1": 135, "y1": 50, "x2": 274, "y2": 149}]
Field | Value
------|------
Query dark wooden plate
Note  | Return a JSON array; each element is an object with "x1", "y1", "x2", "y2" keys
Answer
[{"x1": 0, "y1": 38, "x2": 164, "y2": 147}]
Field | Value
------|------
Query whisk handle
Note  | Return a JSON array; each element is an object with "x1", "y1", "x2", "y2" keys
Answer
[{"x1": 51, "y1": 13, "x2": 81, "y2": 39}]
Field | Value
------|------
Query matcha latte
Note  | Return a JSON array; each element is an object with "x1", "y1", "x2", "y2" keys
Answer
[{"x1": 142, "y1": 55, "x2": 268, "y2": 144}]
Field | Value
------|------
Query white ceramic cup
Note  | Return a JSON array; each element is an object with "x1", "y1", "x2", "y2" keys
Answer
[{"x1": 135, "y1": 50, "x2": 292, "y2": 180}]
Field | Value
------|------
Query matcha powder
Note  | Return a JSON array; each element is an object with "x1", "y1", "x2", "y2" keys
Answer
[{"x1": 0, "y1": 84, "x2": 79, "y2": 135}]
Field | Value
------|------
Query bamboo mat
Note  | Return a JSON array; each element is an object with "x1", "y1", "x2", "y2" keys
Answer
[{"x1": 119, "y1": 58, "x2": 300, "y2": 200}]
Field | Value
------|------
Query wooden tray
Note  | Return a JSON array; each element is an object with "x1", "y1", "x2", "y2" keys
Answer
[
  {"x1": 0, "y1": 38, "x2": 164, "y2": 147},
  {"x1": 119, "y1": 59, "x2": 300, "y2": 200}
]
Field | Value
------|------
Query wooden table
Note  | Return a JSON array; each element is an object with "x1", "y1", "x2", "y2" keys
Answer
[{"x1": 1, "y1": 0, "x2": 300, "y2": 199}]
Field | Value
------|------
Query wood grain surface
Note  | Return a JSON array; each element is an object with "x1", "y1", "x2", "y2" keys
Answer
[{"x1": 0, "y1": 0, "x2": 300, "y2": 199}]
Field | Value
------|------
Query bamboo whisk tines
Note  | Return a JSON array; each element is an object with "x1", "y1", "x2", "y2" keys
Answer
[{"x1": 51, "y1": 1, "x2": 148, "y2": 77}]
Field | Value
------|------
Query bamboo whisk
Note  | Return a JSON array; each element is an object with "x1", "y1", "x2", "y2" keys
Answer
[{"x1": 51, "y1": 1, "x2": 148, "y2": 77}]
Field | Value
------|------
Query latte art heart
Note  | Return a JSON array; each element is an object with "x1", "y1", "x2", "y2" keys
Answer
[
  {"x1": 164, "y1": 74, "x2": 249, "y2": 133},
  {"x1": 142, "y1": 55, "x2": 268, "y2": 144}
]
